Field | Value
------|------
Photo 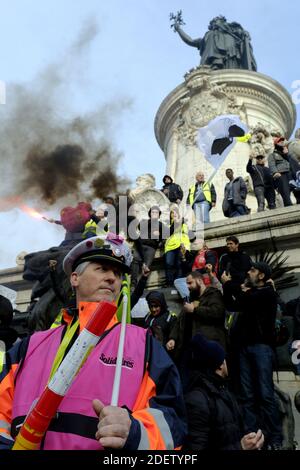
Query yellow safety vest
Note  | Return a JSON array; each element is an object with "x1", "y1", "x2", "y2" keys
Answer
[
  {"x1": 188, "y1": 182, "x2": 212, "y2": 205},
  {"x1": 0, "y1": 349, "x2": 5, "y2": 373},
  {"x1": 164, "y1": 223, "x2": 191, "y2": 253},
  {"x1": 82, "y1": 220, "x2": 108, "y2": 239},
  {"x1": 50, "y1": 310, "x2": 63, "y2": 329}
]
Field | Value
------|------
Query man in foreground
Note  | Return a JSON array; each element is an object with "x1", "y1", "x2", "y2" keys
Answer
[
  {"x1": 183, "y1": 334, "x2": 264, "y2": 450},
  {"x1": 0, "y1": 234, "x2": 186, "y2": 450},
  {"x1": 222, "y1": 261, "x2": 283, "y2": 450}
]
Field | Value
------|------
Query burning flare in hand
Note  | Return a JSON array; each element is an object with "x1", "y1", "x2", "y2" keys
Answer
[{"x1": 19, "y1": 204, "x2": 44, "y2": 219}]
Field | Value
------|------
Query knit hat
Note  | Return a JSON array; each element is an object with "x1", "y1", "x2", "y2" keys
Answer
[
  {"x1": 191, "y1": 334, "x2": 225, "y2": 371},
  {"x1": 251, "y1": 261, "x2": 272, "y2": 281}
]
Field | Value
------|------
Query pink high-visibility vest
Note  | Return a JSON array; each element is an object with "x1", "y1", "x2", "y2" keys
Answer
[{"x1": 12, "y1": 323, "x2": 146, "y2": 450}]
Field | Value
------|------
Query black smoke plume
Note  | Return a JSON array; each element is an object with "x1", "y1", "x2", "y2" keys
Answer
[{"x1": 0, "y1": 18, "x2": 131, "y2": 210}]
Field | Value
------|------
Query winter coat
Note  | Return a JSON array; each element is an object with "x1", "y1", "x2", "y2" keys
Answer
[
  {"x1": 144, "y1": 311, "x2": 177, "y2": 346},
  {"x1": 137, "y1": 219, "x2": 167, "y2": 249},
  {"x1": 183, "y1": 371, "x2": 244, "y2": 450},
  {"x1": 218, "y1": 251, "x2": 252, "y2": 286},
  {"x1": 169, "y1": 287, "x2": 226, "y2": 353},
  {"x1": 268, "y1": 150, "x2": 290, "y2": 175},
  {"x1": 161, "y1": 182, "x2": 183, "y2": 203},
  {"x1": 222, "y1": 283, "x2": 278, "y2": 347},
  {"x1": 222, "y1": 177, "x2": 247, "y2": 214},
  {"x1": 144, "y1": 291, "x2": 177, "y2": 346},
  {"x1": 246, "y1": 160, "x2": 274, "y2": 188}
]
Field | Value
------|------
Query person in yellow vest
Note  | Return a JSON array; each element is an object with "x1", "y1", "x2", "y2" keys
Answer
[
  {"x1": 164, "y1": 208, "x2": 191, "y2": 287},
  {"x1": 82, "y1": 205, "x2": 109, "y2": 239},
  {"x1": 186, "y1": 172, "x2": 216, "y2": 226}
]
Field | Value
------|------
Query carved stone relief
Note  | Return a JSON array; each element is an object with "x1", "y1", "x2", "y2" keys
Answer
[
  {"x1": 129, "y1": 189, "x2": 170, "y2": 225},
  {"x1": 248, "y1": 123, "x2": 283, "y2": 157},
  {"x1": 176, "y1": 67, "x2": 243, "y2": 147}
]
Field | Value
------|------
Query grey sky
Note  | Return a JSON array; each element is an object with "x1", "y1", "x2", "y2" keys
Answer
[{"x1": 0, "y1": 0, "x2": 299, "y2": 268}]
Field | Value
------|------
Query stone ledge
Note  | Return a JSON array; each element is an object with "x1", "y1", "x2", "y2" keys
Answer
[
  {"x1": 273, "y1": 371, "x2": 299, "y2": 382},
  {"x1": 204, "y1": 205, "x2": 300, "y2": 247},
  {"x1": 155, "y1": 68, "x2": 296, "y2": 150}
]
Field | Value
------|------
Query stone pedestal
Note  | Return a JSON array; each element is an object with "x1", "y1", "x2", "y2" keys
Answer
[{"x1": 154, "y1": 67, "x2": 296, "y2": 220}]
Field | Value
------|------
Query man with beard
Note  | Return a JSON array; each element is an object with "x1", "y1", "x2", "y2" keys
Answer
[
  {"x1": 169, "y1": 271, "x2": 225, "y2": 391},
  {"x1": 222, "y1": 261, "x2": 283, "y2": 450}
]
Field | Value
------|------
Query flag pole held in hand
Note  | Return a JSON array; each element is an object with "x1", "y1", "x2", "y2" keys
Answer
[
  {"x1": 12, "y1": 301, "x2": 117, "y2": 450},
  {"x1": 111, "y1": 294, "x2": 128, "y2": 406}
]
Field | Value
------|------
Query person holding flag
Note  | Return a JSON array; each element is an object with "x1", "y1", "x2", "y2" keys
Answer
[
  {"x1": 0, "y1": 233, "x2": 186, "y2": 450},
  {"x1": 196, "y1": 114, "x2": 251, "y2": 218},
  {"x1": 187, "y1": 171, "x2": 216, "y2": 226},
  {"x1": 197, "y1": 114, "x2": 250, "y2": 171}
]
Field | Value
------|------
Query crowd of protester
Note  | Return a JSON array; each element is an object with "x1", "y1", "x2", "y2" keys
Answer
[
  {"x1": 1, "y1": 134, "x2": 300, "y2": 450},
  {"x1": 1, "y1": 223, "x2": 300, "y2": 450}
]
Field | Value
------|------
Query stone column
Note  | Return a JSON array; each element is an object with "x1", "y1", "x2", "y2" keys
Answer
[{"x1": 154, "y1": 66, "x2": 296, "y2": 221}]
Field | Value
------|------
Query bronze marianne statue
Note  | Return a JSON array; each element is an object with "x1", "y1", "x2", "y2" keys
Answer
[{"x1": 170, "y1": 11, "x2": 257, "y2": 71}]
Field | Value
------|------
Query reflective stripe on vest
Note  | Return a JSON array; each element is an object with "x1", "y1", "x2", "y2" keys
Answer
[
  {"x1": 146, "y1": 408, "x2": 174, "y2": 450},
  {"x1": 0, "y1": 431, "x2": 14, "y2": 441},
  {"x1": 50, "y1": 311, "x2": 63, "y2": 329},
  {"x1": 0, "y1": 350, "x2": 5, "y2": 373},
  {"x1": 0, "y1": 418, "x2": 13, "y2": 443},
  {"x1": 137, "y1": 421, "x2": 151, "y2": 450},
  {"x1": 12, "y1": 324, "x2": 146, "y2": 450},
  {"x1": 188, "y1": 183, "x2": 212, "y2": 205}
]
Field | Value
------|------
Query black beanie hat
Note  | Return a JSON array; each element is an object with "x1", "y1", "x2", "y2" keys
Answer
[
  {"x1": 191, "y1": 334, "x2": 225, "y2": 371},
  {"x1": 163, "y1": 175, "x2": 173, "y2": 184},
  {"x1": 251, "y1": 261, "x2": 272, "y2": 281}
]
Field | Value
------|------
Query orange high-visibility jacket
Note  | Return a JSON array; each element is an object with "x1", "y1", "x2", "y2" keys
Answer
[{"x1": 0, "y1": 303, "x2": 186, "y2": 450}]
